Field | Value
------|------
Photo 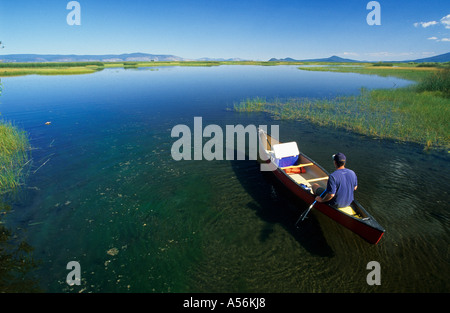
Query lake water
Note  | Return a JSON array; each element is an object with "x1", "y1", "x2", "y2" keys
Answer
[{"x1": 0, "y1": 65, "x2": 448, "y2": 292}]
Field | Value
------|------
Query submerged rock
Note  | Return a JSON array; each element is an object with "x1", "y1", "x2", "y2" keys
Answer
[{"x1": 107, "y1": 247, "x2": 119, "y2": 256}]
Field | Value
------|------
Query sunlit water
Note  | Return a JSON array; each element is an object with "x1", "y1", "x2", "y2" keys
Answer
[{"x1": 0, "y1": 66, "x2": 448, "y2": 292}]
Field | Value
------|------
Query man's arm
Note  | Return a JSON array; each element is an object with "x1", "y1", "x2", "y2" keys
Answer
[
  {"x1": 317, "y1": 175, "x2": 336, "y2": 203},
  {"x1": 316, "y1": 193, "x2": 334, "y2": 203}
]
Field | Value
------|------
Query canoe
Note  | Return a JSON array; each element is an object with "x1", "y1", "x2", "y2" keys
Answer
[{"x1": 258, "y1": 128, "x2": 385, "y2": 244}]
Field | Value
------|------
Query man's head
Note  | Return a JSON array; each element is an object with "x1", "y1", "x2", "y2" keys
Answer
[{"x1": 332, "y1": 153, "x2": 346, "y2": 168}]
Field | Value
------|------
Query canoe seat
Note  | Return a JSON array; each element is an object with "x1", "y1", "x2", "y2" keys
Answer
[
  {"x1": 289, "y1": 174, "x2": 310, "y2": 186},
  {"x1": 339, "y1": 206, "x2": 360, "y2": 218},
  {"x1": 280, "y1": 163, "x2": 314, "y2": 170},
  {"x1": 305, "y1": 176, "x2": 328, "y2": 183}
]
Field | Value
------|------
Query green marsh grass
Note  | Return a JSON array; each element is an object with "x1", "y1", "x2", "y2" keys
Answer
[
  {"x1": 0, "y1": 62, "x2": 105, "y2": 77},
  {"x1": 122, "y1": 62, "x2": 139, "y2": 68},
  {"x1": 0, "y1": 62, "x2": 104, "y2": 68},
  {"x1": 234, "y1": 68, "x2": 450, "y2": 151},
  {"x1": 416, "y1": 68, "x2": 450, "y2": 97},
  {"x1": 0, "y1": 120, "x2": 31, "y2": 195},
  {"x1": 0, "y1": 81, "x2": 31, "y2": 196}
]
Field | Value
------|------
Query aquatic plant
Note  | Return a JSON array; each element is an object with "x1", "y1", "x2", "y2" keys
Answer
[
  {"x1": 416, "y1": 68, "x2": 450, "y2": 98},
  {"x1": 0, "y1": 62, "x2": 104, "y2": 68},
  {"x1": 297, "y1": 64, "x2": 438, "y2": 82},
  {"x1": 123, "y1": 62, "x2": 139, "y2": 68},
  {"x1": 0, "y1": 83, "x2": 31, "y2": 196},
  {"x1": 0, "y1": 120, "x2": 30, "y2": 195},
  {"x1": 0, "y1": 62, "x2": 105, "y2": 77},
  {"x1": 234, "y1": 86, "x2": 450, "y2": 151}
]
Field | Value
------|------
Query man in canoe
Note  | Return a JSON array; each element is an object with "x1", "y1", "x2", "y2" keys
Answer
[{"x1": 312, "y1": 153, "x2": 358, "y2": 209}]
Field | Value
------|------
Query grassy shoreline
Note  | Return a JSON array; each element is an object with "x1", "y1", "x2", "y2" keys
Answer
[
  {"x1": 235, "y1": 66, "x2": 450, "y2": 151},
  {"x1": 0, "y1": 120, "x2": 30, "y2": 196},
  {"x1": 0, "y1": 62, "x2": 104, "y2": 76},
  {"x1": 0, "y1": 60, "x2": 291, "y2": 76},
  {"x1": 1, "y1": 61, "x2": 448, "y2": 150},
  {"x1": 297, "y1": 63, "x2": 447, "y2": 82},
  {"x1": 0, "y1": 81, "x2": 31, "y2": 196},
  {"x1": 0, "y1": 60, "x2": 303, "y2": 76},
  {"x1": 0, "y1": 60, "x2": 448, "y2": 77}
]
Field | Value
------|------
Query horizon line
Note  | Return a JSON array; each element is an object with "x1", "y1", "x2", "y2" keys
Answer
[{"x1": 0, "y1": 51, "x2": 449, "y2": 63}]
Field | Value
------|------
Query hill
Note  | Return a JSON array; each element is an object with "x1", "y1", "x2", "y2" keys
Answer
[
  {"x1": 1, "y1": 52, "x2": 449, "y2": 64},
  {"x1": 0, "y1": 53, "x2": 184, "y2": 63},
  {"x1": 269, "y1": 52, "x2": 450, "y2": 63},
  {"x1": 269, "y1": 55, "x2": 361, "y2": 63},
  {"x1": 406, "y1": 52, "x2": 450, "y2": 63}
]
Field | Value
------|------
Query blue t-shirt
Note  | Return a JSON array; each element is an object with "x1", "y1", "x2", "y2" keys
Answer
[{"x1": 326, "y1": 168, "x2": 358, "y2": 208}]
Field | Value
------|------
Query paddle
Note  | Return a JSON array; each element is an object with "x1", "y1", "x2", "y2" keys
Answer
[{"x1": 295, "y1": 189, "x2": 327, "y2": 227}]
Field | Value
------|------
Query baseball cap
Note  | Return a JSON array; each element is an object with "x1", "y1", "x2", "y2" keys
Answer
[{"x1": 332, "y1": 152, "x2": 346, "y2": 162}]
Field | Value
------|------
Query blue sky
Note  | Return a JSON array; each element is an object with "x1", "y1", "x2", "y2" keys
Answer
[{"x1": 0, "y1": 0, "x2": 449, "y2": 61}]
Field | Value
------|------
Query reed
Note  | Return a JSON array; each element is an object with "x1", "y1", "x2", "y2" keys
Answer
[
  {"x1": 0, "y1": 120, "x2": 31, "y2": 195},
  {"x1": 0, "y1": 66, "x2": 103, "y2": 77},
  {"x1": 122, "y1": 62, "x2": 139, "y2": 68},
  {"x1": 0, "y1": 62, "x2": 104, "y2": 68},
  {"x1": 0, "y1": 81, "x2": 31, "y2": 196},
  {"x1": 415, "y1": 68, "x2": 450, "y2": 97},
  {"x1": 0, "y1": 62, "x2": 105, "y2": 77},
  {"x1": 235, "y1": 81, "x2": 450, "y2": 151},
  {"x1": 298, "y1": 64, "x2": 442, "y2": 82}
]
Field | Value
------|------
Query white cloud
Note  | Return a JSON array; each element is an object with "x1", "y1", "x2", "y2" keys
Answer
[
  {"x1": 440, "y1": 14, "x2": 450, "y2": 29},
  {"x1": 427, "y1": 36, "x2": 450, "y2": 42},
  {"x1": 365, "y1": 52, "x2": 414, "y2": 58},
  {"x1": 414, "y1": 14, "x2": 450, "y2": 29},
  {"x1": 414, "y1": 14, "x2": 450, "y2": 42},
  {"x1": 342, "y1": 52, "x2": 359, "y2": 56},
  {"x1": 414, "y1": 21, "x2": 438, "y2": 28},
  {"x1": 366, "y1": 52, "x2": 391, "y2": 57}
]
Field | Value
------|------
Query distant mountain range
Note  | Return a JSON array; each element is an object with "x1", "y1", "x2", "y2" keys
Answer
[
  {"x1": 269, "y1": 55, "x2": 362, "y2": 63},
  {"x1": 269, "y1": 52, "x2": 450, "y2": 63},
  {"x1": 405, "y1": 52, "x2": 450, "y2": 63},
  {"x1": 0, "y1": 53, "x2": 248, "y2": 63},
  {"x1": 0, "y1": 52, "x2": 449, "y2": 63},
  {"x1": 196, "y1": 57, "x2": 247, "y2": 62},
  {"x1": 0, "y1": 53, "x2": 185, "y2": 63}
]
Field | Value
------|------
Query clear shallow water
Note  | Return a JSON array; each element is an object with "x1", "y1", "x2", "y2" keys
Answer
[{"x1": 0, "y1": 66, "x2": 448, "y2": 292}]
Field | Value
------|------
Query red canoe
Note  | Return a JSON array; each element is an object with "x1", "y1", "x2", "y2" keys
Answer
[{"x1": 258, "y1": 128, "x2": 385, "y2": 244}]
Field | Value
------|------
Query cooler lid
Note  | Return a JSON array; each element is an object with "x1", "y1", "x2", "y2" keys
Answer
[{"x1": 272, "y1": 142, "x2": 299, "y2": 159}]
